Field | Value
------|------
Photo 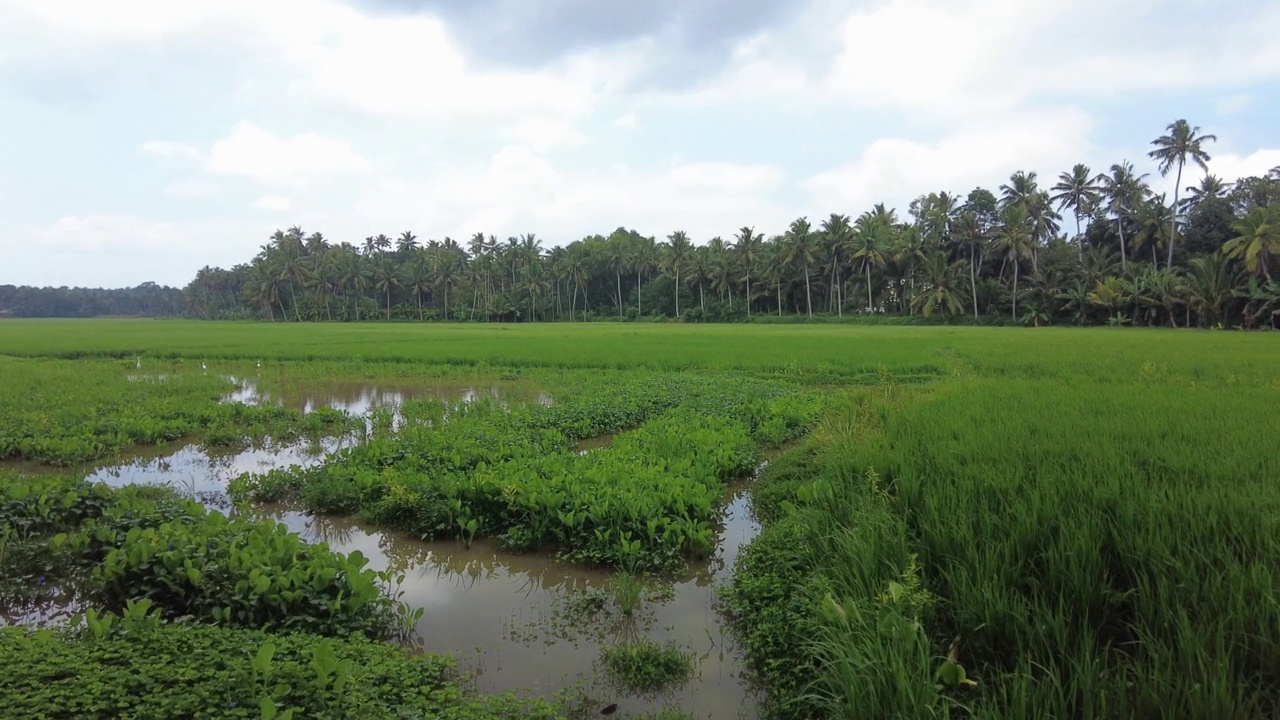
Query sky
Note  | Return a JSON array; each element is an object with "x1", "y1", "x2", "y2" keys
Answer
[{"x1": 2, "y1": 0, "x2": 1278, "y2": 288}]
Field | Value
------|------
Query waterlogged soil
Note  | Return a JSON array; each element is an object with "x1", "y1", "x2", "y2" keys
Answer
[{"x1": 9, "y1": 378, "x2": 763, "y2": 718}]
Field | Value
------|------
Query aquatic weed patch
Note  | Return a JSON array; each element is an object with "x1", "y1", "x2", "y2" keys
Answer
[
  {"x1": 233, "y1": 375, "x2": 822, "y2": 570},
  {"x1": 1, "y1": 473, "x2": 412, "y2": 641},
  {"x1": 0, "y1": 623, "x2": 561, "y2": 720}
]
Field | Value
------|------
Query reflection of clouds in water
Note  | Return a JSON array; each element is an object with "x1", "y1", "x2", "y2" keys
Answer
[
  {"x1": 85, "y1": 439, "x2": 348, "y2": 497},
  {"x1": 252, "y1": 486, "x2": 762, "y2": 717}
]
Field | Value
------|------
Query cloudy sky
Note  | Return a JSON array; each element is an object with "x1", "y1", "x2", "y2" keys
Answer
[{"x1": 2, "y1": 0, "x2": 1278, "y2": 288}]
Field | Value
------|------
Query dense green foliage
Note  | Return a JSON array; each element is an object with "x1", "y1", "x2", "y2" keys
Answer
[
  {"x1": 729, "y1": 370, "x2": 1280, "y2": 718},
  {"x1": 0, "y1": 356, "x2": 352, "y2": 465},
  {"x1": 0, "y1": 624, "x2": 558, "y2": 719},
  {"x1": 232, "y1": 375, "x2": 820, "y2": 569},
  {"x1": 175, "y1": 124, "x2": 1280, "y2": 328}
]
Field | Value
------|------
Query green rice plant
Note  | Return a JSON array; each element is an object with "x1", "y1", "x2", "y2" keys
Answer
[
  {"x1": 610, "y1": 572, "x2": 644, "y2": 616},
  {"x1": 600, "y1": 640, "x2": 695, "y2": 694}
]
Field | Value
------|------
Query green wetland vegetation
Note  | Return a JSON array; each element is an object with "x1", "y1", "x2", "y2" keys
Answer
[{"x1": 1, "y1": 320, "x2": 1278, "y2": 718}]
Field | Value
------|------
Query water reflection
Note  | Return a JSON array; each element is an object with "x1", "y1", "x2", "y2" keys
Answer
[{"x1": 253, "y1": 485, "x2": 762, "y2": 719}]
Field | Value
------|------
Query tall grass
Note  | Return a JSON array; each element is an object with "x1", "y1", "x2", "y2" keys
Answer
[{"x1": 732, "y1": 377, "x2": 1280, "y2": 717}]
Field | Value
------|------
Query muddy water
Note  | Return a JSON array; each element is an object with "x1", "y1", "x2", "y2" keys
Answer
[
  {"x1": 16, "y1": 379, "x2": 764, "y2": 718},
  {"x1": 265, "y1": 485, "x2": 761, "y2": 718}
]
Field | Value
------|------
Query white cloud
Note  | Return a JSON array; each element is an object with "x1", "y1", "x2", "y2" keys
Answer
[
  {"x1": 142, "y1": 122, "x2": 369, "y2": 184},
  {"x1": 1208, "y1": 149, "x2": 1280, "y2": 182},
  {"x1": 346, "y1": 149, "x2": 788, "y2": 245},
  {"x1": 614, "y1": 113, "x2": 640, "y2": 130},
  {"x1": 254, "y1": 195, "x2": 292, "y2": 212},
  {"x1": 803, "y1": 108, "x2": 1096, "y2": 212}
]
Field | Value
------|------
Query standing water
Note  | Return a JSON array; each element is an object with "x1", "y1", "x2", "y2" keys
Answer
[{"x1": 12, "y1": 379, "x2": 764, "y2": 718}]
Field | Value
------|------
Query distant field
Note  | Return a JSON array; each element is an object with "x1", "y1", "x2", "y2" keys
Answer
[{"x1": 1, "y1": 318, "x2": 1277, "y2": 383}]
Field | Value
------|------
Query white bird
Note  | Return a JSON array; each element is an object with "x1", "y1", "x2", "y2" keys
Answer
[
  {"x1": 201, "y1": 361, "x2": 208, "y2": 373},
  {"x1": 256, "y1": 360, "x2": 262, "y2": 369},
  {"x1": 135, "y1": 356, "x2": 141, "y2": 369}
]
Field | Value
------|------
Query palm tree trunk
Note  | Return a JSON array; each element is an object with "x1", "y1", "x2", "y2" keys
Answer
[
  {"x1": 776, "y1": 283, "x2": 782, "y2": 316},
  {"x1": 290, "y1": 286, "x2": 302, "y2": 322},
  {"x1": 970, "y1": 246, "x2": 979, "y2": 319},
  {"x1": 636, "y1": 270, "x2": 642, "y2": 316},
  {"x1": 1167, "y1": 162, "x2": 1182, "y2": 270},
  {"x1": 1075, "y1": 210, "x2": 1083, "y2": 263},
  {"x1": 418, "y1": 293, "x2": 423, "y2": 321},
  {"x1": 699, "y1": 282, "x2": 705, "y2": 312},
  {"x1": 866, "y1": 263, "x2": 873, "y2": 311},
  {"x1": 675, "y1": 269, "x2": 680, "y2": 317},
  {"x1": 1012, "y1": 263, "x2": 1019, "y2": 323},
  {"x1": 803, "y1": 262, "x2": 812, "y2": 317},
  {"x1": 616, "y1": 271, "x2": 623, "y2": 314},
  {"x1": 385, "y1": 289, "x2": 390, "y2": 320},
  {"x1": 1118, "y1": 219, "x2": 1128, "y2": 271},
  {"x1": 353, "y1": 296, "x2": 359, "y2": 322},
  {"x1": 745, "y1": 274, "x2": 752, "y2": 317}
]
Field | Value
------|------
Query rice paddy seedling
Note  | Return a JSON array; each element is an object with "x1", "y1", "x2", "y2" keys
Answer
[{"x1": 600, "y1": 640, "x2": 695, "y2": 694}]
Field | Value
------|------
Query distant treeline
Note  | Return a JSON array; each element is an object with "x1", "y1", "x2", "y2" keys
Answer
[{"x1": 0, "y1": 283, "x2": 185, "y2": 318}]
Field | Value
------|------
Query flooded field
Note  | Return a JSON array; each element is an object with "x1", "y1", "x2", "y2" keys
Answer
[{"x1": 7, "y1": 376, "x2": 764, "y2": 717}]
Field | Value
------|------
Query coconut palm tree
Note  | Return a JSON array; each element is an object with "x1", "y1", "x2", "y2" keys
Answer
[
  {"x1": 627, "y1": 235, "x2": 658, "y2": 316},
  {"x1": 371, "y1": 258, "x2": 400, "y2": 320},
  {"x1": 1132, "y1": 195, "x2": 1176, "y2": 265},
  {"x1": 849, "y1": 211, "x2": 890, "y2": 311},
  {"x1": 1149, "y1": 119, "x2": 1216, "y2": 269},
  {"x1": 1097, "y1": 161, "x2": 1150, "y2": 272},
  {"x1": 953, "y1": 212, "x2": 986, "y2": 318},
  {"x1": 993, "y1": 204, "x2": 1035, "y2": 322},
  {"x1": 404, "y1": 253, "x2": 432, "y2": 320},
  {"x1": 1222, "y1": 207, "x2": 1280, "y2": 281},
  {"x1": 1051, "y1": 164, "x2": 1102, "y2": 261},
  {"x1": 662, "y1": 231, "x2": 693, "y2": 317},
  {"x1": 1184, "y1": 255, "x2": 1236, "y2": 326},
  {"x1": 733, "y1": 227, "x2": 763, "y2": 317},
  {"x1": 910, "y1": 253, "x2": 964, "y2": 318},
  {"x1": 1180, "y1": 174, "x2": 1231, "y2": 212},
  {"x1": 396, "y1": 231, "x2": 419, "y2": 256},
  {"x1": 686, "y1": 246, "x2": 712, "y2": 314},
  {"x1": 820, "y1": 214, "x2": 854, "y2": 316},
  {"x1": 780, "y1": 217, "x2": 816, "y2": 317},
  {"x1": 336, "y1": 252, "x2": 369, "y2": 321}
]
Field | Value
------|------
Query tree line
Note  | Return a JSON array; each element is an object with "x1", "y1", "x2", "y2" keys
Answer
[
  {"x1": 0, "y1": 283, "x2": 185, "y2": 318},
  {"x1": 12, "y1": 119, "x2": 1280, "y2": 328}
]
